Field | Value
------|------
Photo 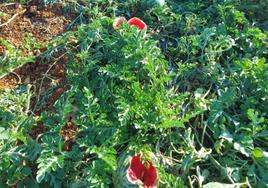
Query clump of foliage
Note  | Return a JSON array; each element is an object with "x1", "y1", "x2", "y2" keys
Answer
[
  {"x1": 0, "y1": 37, "x2": 36, "y2": 75},
  {"x1": 0, "y1": 0, "x2": 268, "y2": 187}
]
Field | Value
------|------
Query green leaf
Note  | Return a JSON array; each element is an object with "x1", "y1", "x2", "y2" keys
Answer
[
  {"x1": 257, "y1": 130, "x2": 268, "y2": 137},
  {"x1": 25, "y1": 178, "x2": 39, "y2": 188},
  {"x1": 253, "y1": 148, "x2": 263, "y2": 158},
  {"x1": 0, "y1": 127, "x2": 9, "y2": 140},
  {"x1": 233, "y1": 142, "x2": 250, "y2": 157},
  {"x1": 22, "y1": 167, "x2": 32, "y2": 176},
  {"x1": 36, "y1": 170, "x2": 46, "y2": 183},
  {"x1": 0, "y1": 11, "x2": 9, "y2": 17},
  {"x1": 91, "y1": 147, "x2": 117, "y2": 171}
]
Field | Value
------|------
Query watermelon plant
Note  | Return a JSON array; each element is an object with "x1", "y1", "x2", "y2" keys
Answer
[{"x1": 0, "y1": 0, "x2": 268, "y2": 187}]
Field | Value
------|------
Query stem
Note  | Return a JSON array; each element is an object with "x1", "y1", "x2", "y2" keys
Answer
[
  {"x1": 0, "y1": 9, "x2": 26, "y2": 28},
  {"x1": 209, "y1": 155, "x2": 234, "y2": 184}
]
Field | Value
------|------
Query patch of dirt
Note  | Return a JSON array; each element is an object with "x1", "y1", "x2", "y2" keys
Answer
[
  {"x1": 29, "y1": 121, "x2": 48, "y2": 140},
  {"x1": 17, "y1": 54, "x2": 70, "y2": 114},
  {"x1": 0, "y1": 52, "x2": 69, "y2": 112},
  {"x1": 0, "y1": 3, "x2": 80, "y2": 150},
  {"x1": 0, "y1": 3, "x2": 74, "y2": 49},
  {"x1": 0, "y1": 72, "x2": 20, "y2": 89},
  {"x1": 61, "y1": 121, "x2": 78, "y2": 151},
  {"x1": 0, "y1": 3, "x2": 75, "y2": 111},
  {"x1": 0, "y1": 3, "x2": 79, "y2": 185},
  {"x1": 0, "y1": 43, "x2": 6, "y2": 55},
  {"x1": 0, "y1": 3, "x2": 78, "y2": 144}
]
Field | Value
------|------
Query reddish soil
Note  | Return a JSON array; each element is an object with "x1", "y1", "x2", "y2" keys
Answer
[
  {"x1": 0, "y1": 3, "x2": 73, "y2": 50},
  {"x1": 61, "y1": 121, "x2": 78, "y2": 151},
  {"x1": 0, "y1": 72, "x2": 20, "y2": 89},
  {"x1": 16, "y1": 54, "x2": 69, "y2": 113},
  {"x1": 0, "y1": 3, "x2": 78, "y2": 143},
  {"x1": 0, "y1": 3, "x2": 72, "y2": 110},
  {"x1": 29, "y1": 121, "x2": 48, "y2": 140}
]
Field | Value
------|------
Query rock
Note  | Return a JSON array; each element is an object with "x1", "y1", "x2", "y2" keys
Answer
[
  {"x1": 29, "y1": 6, "x2": 38, "y2": 14},
  {"x1": 24, "y1": 76, "x2": 31, "y2": 84}
]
